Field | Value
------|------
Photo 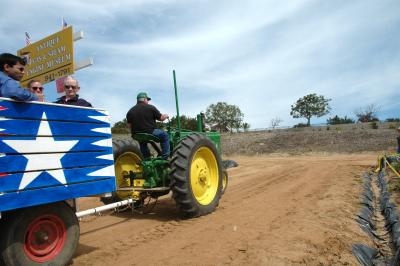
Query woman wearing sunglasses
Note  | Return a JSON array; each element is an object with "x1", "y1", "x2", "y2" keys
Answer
[{"x1": 27, "y1": 79, "x2": 45, "y2": 102}]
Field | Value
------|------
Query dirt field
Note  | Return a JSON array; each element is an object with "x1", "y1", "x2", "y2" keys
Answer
[{"x1": 71, "y1": 154, "x2": 377, "y2": 265}]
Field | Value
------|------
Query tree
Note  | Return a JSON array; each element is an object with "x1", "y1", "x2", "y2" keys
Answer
[
  {"x1": 111, "y1": 118, "x2": 130, "y2": 134},
  {"x1": 170, "y1": 115, "x2": 198, "y2": 131},
  {"x1": 326, "y1": 115, "x2": 354, "y2": 125},
  {"x1": 290, "y1": 93, "x2": 331, "y2": 126},
  {"x1": 354, "y1": 104, "x2": 380, "y2": 122},
  {"x1": 270, "y1": 117, "x2": 283, "y2": 129},
  {"x1": 242, "y1": 122, "x2": 251, "y2": 132},
  {"x1": 205, "y1": 102, "x2": 244, "y2": 133},
  {"x1": 385, "y1": 118, "x2": 400, "y2": 122}
]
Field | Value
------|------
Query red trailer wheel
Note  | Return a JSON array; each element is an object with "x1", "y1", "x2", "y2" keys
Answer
[
  {"x1": 24, "y1": 214, "x2": 67, "y2": 262},
  {"x1": 0, "y1": 202, "x2": 79, "y2": 266}
]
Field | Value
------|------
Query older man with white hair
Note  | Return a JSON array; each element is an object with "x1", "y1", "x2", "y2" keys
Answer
[{"x1": 54, "y1": 76, "x2": 92, "y2": 107}]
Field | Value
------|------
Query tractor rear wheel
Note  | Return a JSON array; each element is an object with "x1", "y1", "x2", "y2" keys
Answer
[
  {"x1": 100, "y1": 139, "x2": 143, "y2": 204},
  {"x1": 170, "y1": 133, "x2": 223, "y2": 218}
]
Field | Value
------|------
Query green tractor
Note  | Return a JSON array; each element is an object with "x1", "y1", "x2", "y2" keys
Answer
[{"x1": 101, "y1": 71, "x2": 229, "y2": 217}]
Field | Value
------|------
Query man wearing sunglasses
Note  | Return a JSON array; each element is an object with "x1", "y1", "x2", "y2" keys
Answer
[
  {"x1": 54, "y1": 76, "x2": 92, "y2": 107},
  {"x1": 0, "y1": 53, "x2": 39, "y2": 101},
  {"x1": 27, "y1": 80, "x2": 45, "y2": 102}
]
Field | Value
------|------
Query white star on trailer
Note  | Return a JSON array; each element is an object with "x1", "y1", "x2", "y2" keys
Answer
[{"x1": 2, "y1": 113, "x2": 79, "y2": 190}]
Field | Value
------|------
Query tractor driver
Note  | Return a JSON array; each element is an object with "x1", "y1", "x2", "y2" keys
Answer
[{"x1": 126, "y1": 92, "x2": 170, "y2": 159}]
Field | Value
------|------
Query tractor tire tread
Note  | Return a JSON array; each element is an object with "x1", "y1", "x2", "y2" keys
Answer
[
  {"x1": 101, "y1": 139, "x2": 142, "y2": 204},
  {"x1": 170, "y1": 133, "x2": 222, "y2": 218}
]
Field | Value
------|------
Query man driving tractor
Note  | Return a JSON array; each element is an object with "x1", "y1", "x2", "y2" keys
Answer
[{"x1": 126, "y1": 92, "x2": 170, "y2": 159}]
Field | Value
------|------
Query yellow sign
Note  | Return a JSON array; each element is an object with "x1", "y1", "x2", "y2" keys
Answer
[{"x1": 18, "y1": 26, "x2": 74, "y2": 87}]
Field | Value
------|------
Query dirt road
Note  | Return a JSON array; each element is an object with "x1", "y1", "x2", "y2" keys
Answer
[{"x1": 72, "y1": 154, "x2": 376, "y2": 265}]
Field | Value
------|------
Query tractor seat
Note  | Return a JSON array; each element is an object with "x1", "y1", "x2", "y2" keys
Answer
[{"x1": 132, "y1": 133, "x2": 160, "y2": 143}]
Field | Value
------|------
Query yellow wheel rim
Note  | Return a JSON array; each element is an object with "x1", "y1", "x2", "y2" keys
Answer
[
  {"x1": 190, "y1": 147, "x2": 219, "y2": 205},
  {"x1": 114, "y1": 152, "x2": 142, "y2": 199}
]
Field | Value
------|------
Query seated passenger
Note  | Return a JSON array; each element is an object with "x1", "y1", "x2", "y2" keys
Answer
[
  {"x1": 54, "y1": 76, "x2": 92, "y2": 107},
  {"x1": 27, "y1": 79, "x2": 45, "y2": 102},
  {"x1": 0, "y1": 53, "x2": 39, "y2": 101},
  {"x1": 126, "y1": 92, "x2": 170, "y2": 159}
]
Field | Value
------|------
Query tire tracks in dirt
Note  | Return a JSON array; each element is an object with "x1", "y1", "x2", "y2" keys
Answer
[{"x1": 72, "y1": 154, "x2": 376, "y2": 265}]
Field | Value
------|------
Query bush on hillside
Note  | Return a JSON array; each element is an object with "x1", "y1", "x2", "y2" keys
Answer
[
  {"x1": 293, "y1": 123, "x2": 308, "y2": 128},
  {"x1": 386, "y1": 118, "x2": 400, "y2": 122},
  {"x1": 327, "y1": 115, "x2": 355, "y2": 125},
  {"x1": 371, "y1": 121, "x2": 379, "y2": 129}
]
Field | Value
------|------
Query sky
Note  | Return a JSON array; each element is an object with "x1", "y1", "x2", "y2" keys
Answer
[{"x1": 1, "y1": 0, "x2": 399, "y2": 129}]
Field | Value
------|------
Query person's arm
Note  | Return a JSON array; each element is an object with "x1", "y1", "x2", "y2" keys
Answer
[
  {"x1": 126, "y1": 112, "x2": 132, "y2": 131},
  {"x1": 2, "y1": 79, "x2": 38, "y2": 101},
  {"x1": 36, "y1": 93, "x2": 45, "y2": 102},
  {"x1": 160, "y1": 114, "x2": 169, "y2": 121},
  {"x1": 152, "y1": 106, "x2": 168, "y2": 121}
]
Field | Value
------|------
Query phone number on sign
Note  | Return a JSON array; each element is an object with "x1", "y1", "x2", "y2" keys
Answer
[{"x1": 44, "y1": 67, "x2": 72, "y2": 82}]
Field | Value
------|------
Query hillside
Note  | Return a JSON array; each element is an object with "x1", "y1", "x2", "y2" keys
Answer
[
  {"x1": 221, "y1": 122, "x2": 399, "y2": 155},
  {"x1": 113, "y1": 122, "x2": 399, "y2": 156}
]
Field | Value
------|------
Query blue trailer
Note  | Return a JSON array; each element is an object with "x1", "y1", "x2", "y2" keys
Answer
[{"x1": 0, "y1": 97, "x2": 116, "y2": 265}]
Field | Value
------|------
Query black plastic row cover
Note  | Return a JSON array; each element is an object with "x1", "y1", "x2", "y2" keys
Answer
[
  {"x1": 376, "y1": 171, "x2": 400, "y2": 251},
  {"x1": 362, "y1": 192, "x2": 374, "y2": 206},
  {"x1": 357, "y1": 175, "x2": 378, "y2": 240},
  {"x1": 356, "y1": 217, "x2": 379, "y2": 240},
  {"x1": 354, "y1": 172, "x2": 385, "y2": 263},
  {"x1": 392, "y1": 248, "x2": 400, "y2": 265},
  {"x1": 352, "y1": 244, "x2": 378, "y2": 266},
  {"x1": 355, "y1": 169, "x2": 400, "y2": 265},
  {"x1": 222, "y1": 160, "x2": 238, "y2": 169}
]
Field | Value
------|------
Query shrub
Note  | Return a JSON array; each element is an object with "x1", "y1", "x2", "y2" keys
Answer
[
  {"x1": 371, "y1": 121, "x2": 379, "y2": 129},
  {"x1": 293, "y1": 123, "x2": 308, "y2": 128},
  {"x1": 111, "y1": 127, "x2": 130, "y2": 134},
  {"x1": 355, "y1": 104, "x2": 380, "y2": 122},
  {"x1": 386, "y1": 118, "x2": 400, "y2": 122},
  {"x1": 327, "y1": 115, "x2": 355, "y2": 125},
  {"x1": 390, "y1": 159, "x2": 400, "y2": 173}
]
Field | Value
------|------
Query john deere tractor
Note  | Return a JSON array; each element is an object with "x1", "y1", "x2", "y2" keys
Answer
[{"x1": 101, "y1": 71, "x2": 229, "y2": 217}]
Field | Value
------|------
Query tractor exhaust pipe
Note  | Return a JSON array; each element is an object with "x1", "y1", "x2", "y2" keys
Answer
[{"x1": 173, "y1": 70, "x2": 181, "y2": 133}]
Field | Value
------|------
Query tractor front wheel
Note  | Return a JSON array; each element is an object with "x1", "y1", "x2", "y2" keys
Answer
[{"x1": 170, "y1": 133, "x2": 223, "y2": 218}]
